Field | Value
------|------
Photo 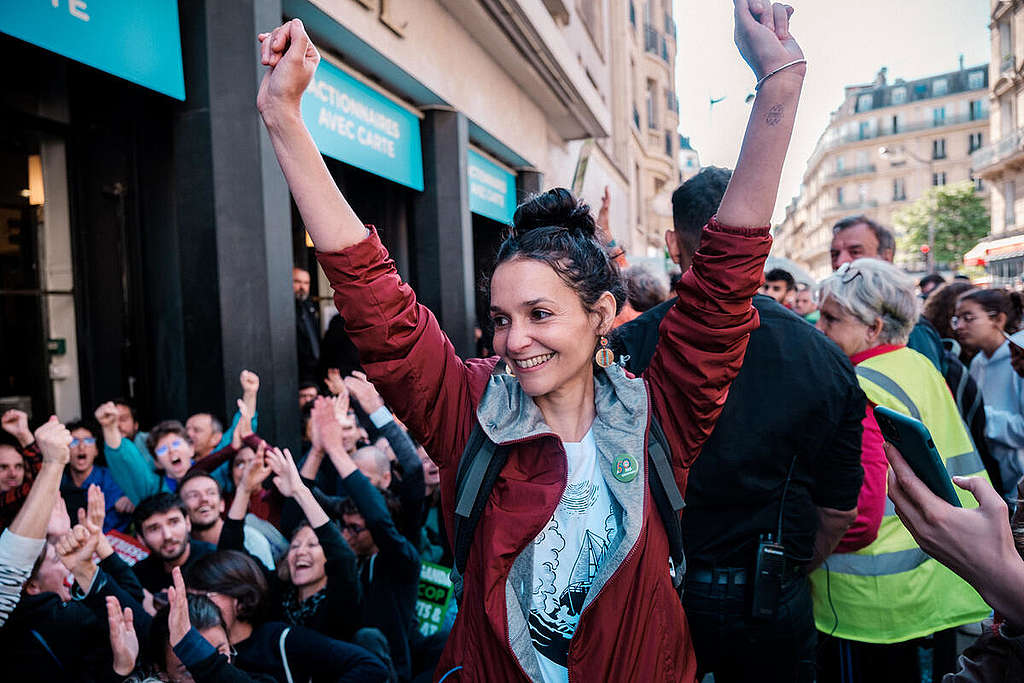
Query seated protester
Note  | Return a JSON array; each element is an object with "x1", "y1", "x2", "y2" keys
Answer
[
  {"x1": 414, "y1": 445, "x2": 448, "y2": 566},
  {"x1": 178, "y1": 469, "x2": 277, "y2": 570},
  {"x1": 317, "y1": 398, "x2": 421, "y2": 682},
  {"x1": 0, "y1": 409, "x2": 45, "y2": 530},
  {"x1": 344, "y1": 371, "x2": 426, "y2": 544},
  {"x1": 0, "y1": 418, "x2": 70, "y2": 628},
  {"x1": 186, "y1": 550, "x2": 387, "y2": 683},
  {"x1": 114, "y1": 572, "x2": 275, "y2": 683},
  {"x1": 112, "y1": 397, "x2": 160, "y2": 473},
  {"x1": 3, "y1": 486, "x2": 147, "y2": 682},
  {"x1": 60, "y1": 420, "x2": 133, "y2": 532},
  {"x1": 132, "y1": 492, "x2": 217, "y2": 594},
  {"x1": 219, "y1": 440, "x2": 362, "y2": 643},
  {"x1": 0, "y1": 442, "x2": 26, "y2": 494},
  {"x1": 100, "y1": 372, "x2": 260, "y2": 503}
]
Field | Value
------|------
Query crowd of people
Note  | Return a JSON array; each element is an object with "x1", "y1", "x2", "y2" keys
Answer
[{"x1": 2, "y1": 2, "x2": 1024, "y2": 682}]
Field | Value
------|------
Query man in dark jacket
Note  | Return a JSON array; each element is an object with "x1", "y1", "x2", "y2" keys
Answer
[
  {"x1": 611, "y1": 167, "x2": 866, "y2": 683},
  {"x1": 294, "y1": 266, "x2": 321, "y2": 384}
]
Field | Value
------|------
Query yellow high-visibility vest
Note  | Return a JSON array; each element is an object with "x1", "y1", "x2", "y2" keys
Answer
[{"x1": 810, "y1": 346, "x2": 991, "y2": 643}]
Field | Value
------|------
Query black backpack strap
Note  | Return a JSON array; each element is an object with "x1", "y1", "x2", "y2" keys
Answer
[
  {"x1": 647, "y1": 416, "x2": 686, "y2": 590},
  {"x1": 451, "y1": 421, "x2": 509, "y2": 603}
]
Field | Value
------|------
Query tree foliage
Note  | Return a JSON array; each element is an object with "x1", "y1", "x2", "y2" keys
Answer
[{"x1": 893, "y1": 181, "x2": 990, "y2": 265}]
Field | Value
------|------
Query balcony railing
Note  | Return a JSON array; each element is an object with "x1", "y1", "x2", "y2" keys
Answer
[
  {"x1": 972, "y1": 127, "x2": 1024, "y2": 171},
  {"x1": 644, "y1": 25, "x2": 669, "y2": 62},
  {"x1": 812, "y1": 111, "x2": 989, "y2": 165},
  {"x1": 833, "y1": 198, "x2": 879, "y2": 212},
  {"x1": 826, "y1": 164, "x2": 876, "y2": 182}
]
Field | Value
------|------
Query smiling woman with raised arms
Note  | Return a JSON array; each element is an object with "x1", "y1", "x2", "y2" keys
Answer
[{"x1": 256, "y1": 1, "x2": 804, "y2": 680}]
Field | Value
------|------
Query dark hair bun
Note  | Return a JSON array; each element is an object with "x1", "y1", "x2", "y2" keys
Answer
[{"x1": 512, "y1": 188, "x2": 596, "y2": 236}]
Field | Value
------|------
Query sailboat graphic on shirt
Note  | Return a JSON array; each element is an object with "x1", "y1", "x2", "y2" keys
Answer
[{"x1": 561, "y1": 530, "x2": 605, "y2": 614}]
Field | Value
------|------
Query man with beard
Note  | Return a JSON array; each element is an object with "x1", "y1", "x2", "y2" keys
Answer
[
  {"x1": 177, "y1": 470, "x2": 276, "y2": 570},
  {"x1": 294, "y1": 266, "x2": 321, "y2": 383},
  {"x1": 131, "y1": 492, "x2": 216, "y2": 594}
]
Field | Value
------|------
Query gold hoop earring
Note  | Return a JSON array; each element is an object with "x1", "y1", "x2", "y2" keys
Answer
[{"x1": 594, "y1": 335, "x2": 615, "y2": 368}]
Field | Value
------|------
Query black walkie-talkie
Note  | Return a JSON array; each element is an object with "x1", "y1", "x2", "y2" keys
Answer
[{"x1": 751, "y1": 534, "x2": 786, "y2": 619}]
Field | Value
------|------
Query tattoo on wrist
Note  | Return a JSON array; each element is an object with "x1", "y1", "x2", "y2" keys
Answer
[{"x1": 766, "y1": 104, "x2": 784, "y2": 127}]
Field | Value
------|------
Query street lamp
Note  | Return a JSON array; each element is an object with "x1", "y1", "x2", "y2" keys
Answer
[{"x1": 879, "y1": 145, "x2": 936, "y2": 274}]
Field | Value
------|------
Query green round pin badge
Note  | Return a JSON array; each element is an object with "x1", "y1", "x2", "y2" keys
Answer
[{"x1": 613, "y1": 454, "x2": 639, "y2": 483}]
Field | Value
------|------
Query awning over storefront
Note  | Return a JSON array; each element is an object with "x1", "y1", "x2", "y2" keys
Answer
[
  {"x1": 301, "y1": 57, "x2": 424, "y2": 191},
  {"x1": 468, "y1": 149, "x2": 516, "y2": 224},
  {"x1": 0, "y1": 1, "x2": 185, "y2": 100},
  {"x1": 963, "y1": 234, "x2": 1024, "y2": 266}
]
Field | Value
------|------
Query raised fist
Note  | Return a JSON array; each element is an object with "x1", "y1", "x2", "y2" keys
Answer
[
  {"x1": 94, "y1": 401, "x2": 119, "y2": 428},
  {"x1": 256, "y1": 19, "x2": 321, "y2": 117},
  {"x1": 240, "y1": 369, "x2": 261, "y2": 396},
  {"x1": 1, "y1": 409, "x2": 32, "y2": 447},
  {"x1": 34, "y1": 417, "x2": 72, "y2": 466},
  {"x1": 344, "y1": 371, "x2": 385, "y2": 414}
]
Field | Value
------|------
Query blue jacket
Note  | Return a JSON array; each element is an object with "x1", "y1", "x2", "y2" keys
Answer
[{"x1": 970, "y1": 331, "x2": 1024, "y2": 497}]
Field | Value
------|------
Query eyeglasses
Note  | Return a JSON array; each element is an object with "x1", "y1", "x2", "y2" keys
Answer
[
  {"x1": 155, "y1": 439, "x2": 185, "y2": 456},
  {"x1": 341, "y1": 523, "x2": 367, "y2": 535},
  {"x1": 69, "y1": 437, "x2": 96, "y2": 448},
  {"x1": 951, "y1": 312, "x2": 995, "y2": 329}
]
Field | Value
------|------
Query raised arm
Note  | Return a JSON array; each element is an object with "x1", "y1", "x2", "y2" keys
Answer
[
  {"x1": 257, "y1": 20, "x2": 366, "y2": 252},
  {"x1": 646, "y1": 1, "x2": 803, "y2": 479}
]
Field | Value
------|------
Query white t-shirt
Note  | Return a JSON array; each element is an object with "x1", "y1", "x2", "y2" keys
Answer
[{"x1": 529, "y1": 429, "x2": 619, "y2": 683}]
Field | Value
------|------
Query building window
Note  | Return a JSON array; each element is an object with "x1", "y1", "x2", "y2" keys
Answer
[
  {"x1": 893, "y1": 177, "x2": 907, "y2": 201},
  {"x1": 933, "y1": 78, "x2": 948, "y2": 96},
  {"x1": 629, "y1": 0, "x2": 636, "y2": 27},
  {"x1": 891, "y1": 114, "x2": 900, "y2": 134},
  {"x1": 646, "y1": 79, "x2": 657, "y2": 129},
  {"x1": 968, "y1": 70, "x2": 985, "y2": 90},
  {"x1": 1001, "y1": 19, "x2": 1014, "y2": 72},
  {"x1": 1006, "y1": 180, "x2": 1016, "y2": 229},
  {"x1": 857, "y1": 93, "x2": 873, "y2": 112},
  {"x1": 932, "y1": 171, "x2": 947, "y2": 186},
  {"x1": 664, "y1": 130, "x2": 673, "y2": 157},
  {"x1": 970, "y1": 100, "x2": 985, "y2": 121},
  {"x1": 836, "y1": 155, "x2": 845, "y2": 172},
  {"x1": 858, "y1": 120, "x2": 872, "y2": 140},
  {"x1": 974, "y1": 176, "x2": 984, "y2": 192},
  {"x1": 968, "y1": 132, "x2": 983, "y2": 153},
  {"x1": 933, "y1": 106, "x2": 946, "y2": 126},
  {"x1": 836, "y1": 186, "x2": 844, "y2": 205},
  {"x1": 933, "y1": 138, "x2": 947, "y2": 159},
  {"x1": 891, "y1": 86, "x2": 907, "y2": 105},
  {"x1": 578, "y1": 0, "x2": 604, "y2": 52}
]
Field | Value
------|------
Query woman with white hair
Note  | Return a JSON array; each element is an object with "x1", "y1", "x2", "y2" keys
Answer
[{"x1": 811, "y1": 258, "x2": 991, "y2": 682}]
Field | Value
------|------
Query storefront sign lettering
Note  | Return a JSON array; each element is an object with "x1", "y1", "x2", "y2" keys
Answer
[
  {"x1": 468, "y1": 150, "x2": 517, "y2": 224},
  {"x1": 302, "y1": 58, "x2": 423, "y2": 190}
]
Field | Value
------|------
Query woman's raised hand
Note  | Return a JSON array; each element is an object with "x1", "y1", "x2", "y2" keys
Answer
[
  {"x1": 733, "y1": 0, "x2": 804, "y2": 81},
  {"x1": 257, "y1": 19, "x2": 320, "y2": 117}
]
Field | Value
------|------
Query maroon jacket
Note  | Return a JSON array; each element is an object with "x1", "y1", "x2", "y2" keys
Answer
[{"x1": 317, "y1": 216, "x2": 770, "y2": 682}]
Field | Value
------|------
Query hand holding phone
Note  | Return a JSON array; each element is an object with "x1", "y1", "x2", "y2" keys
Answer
[{"x1": 874, "y1": 406, "x2": 961, "y2": 507}]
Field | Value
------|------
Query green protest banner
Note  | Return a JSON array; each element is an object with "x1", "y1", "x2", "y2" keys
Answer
[{"x1": 416, "y1": 561, "x2": 453, "y2": 636}]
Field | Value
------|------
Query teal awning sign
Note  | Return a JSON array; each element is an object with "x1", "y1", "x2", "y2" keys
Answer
[
  {"x1": 302, "y1": 59, "x2": 423, "y2": 191},
  {"x1": 0, "y1": 1, "x2": 185, "y2": 100},
  {"x1": 468, "y1": 150, "x2": 516, "y2": 224}
]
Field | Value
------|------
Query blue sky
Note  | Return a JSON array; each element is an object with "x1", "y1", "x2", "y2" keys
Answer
[{"x1": 674, "y1": 0, "x2": 992, "y2": 223}]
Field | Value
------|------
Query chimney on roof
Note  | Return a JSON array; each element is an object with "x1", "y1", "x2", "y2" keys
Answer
[
  {"x1": 875, "y1": 67, "x2": 888, "y2": 87},
  {"x1": 959, "y1": 54, "x2": 965, "y2": 71}
]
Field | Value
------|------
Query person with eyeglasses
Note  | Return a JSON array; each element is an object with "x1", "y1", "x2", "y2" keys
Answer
[
  {"x1": 954, "y1": 288, "x2": 1024, "y2": 502},
  {"x1": 812, "y1": 258, "x2": 991, "y2": 682},
  {"x1": 58, "y1": 420, "x2": 133, "y2": 533}
]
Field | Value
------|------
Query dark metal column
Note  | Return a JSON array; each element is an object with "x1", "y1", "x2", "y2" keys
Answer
[
  {"x1": 171, "y1": 0, "x2": 298, "y2": 450},
  {"x1": 516, "y1": 169, "x2": 544, "y2": 204},
  {"x1": 413, "y1": 107, "x2": 476, "y2": 359}
]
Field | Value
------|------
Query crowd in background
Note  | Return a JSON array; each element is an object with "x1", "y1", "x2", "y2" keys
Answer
[{"x1": 3, "y1": 164, "x2": 1024, "y2": 682}]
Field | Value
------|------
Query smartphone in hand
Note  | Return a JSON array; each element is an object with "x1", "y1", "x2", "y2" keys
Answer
[{"x1": 874, "y1": 406, "x2": 962, "y2": 507}]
